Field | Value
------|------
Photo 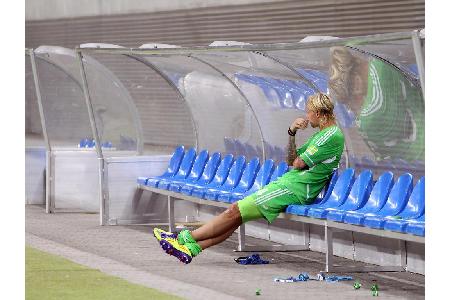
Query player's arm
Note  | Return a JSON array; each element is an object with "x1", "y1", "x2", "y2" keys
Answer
[
  {"x1": 286, "y1": 117, "x2": 309, "y2": 166},
  {"x1": 293, "y1": 156, "x2": 308, "y2": 170}
]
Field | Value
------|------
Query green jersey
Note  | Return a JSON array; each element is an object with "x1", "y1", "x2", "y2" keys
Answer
[
  {"x1": 358, "y1": 59, "x2": 424, "y2": 161},
  {"x1": 276, "y1": 125, "x2": 345, "y2": 204}
]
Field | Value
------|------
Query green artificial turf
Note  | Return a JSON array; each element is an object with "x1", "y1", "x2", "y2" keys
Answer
[{"x1": 26, "y1": 246, "x2": 183, "y2": 300}]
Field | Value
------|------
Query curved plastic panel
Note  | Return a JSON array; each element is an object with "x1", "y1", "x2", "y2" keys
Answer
[
  {"x1": 266, "y1": 37, "x2": 424, "y2": 178},
  {"x1": 193, "y1": 50, "x2": 320, "y2": 162},
  {"x1": 25, "y1": 53, "x2": 45, "y2": 147},
  {"x1": 33, "y1": 48, "x2": 92, "y2": 149},
  {"x1": 144, "y1": 54, "x2": 262, "y2": 156}
]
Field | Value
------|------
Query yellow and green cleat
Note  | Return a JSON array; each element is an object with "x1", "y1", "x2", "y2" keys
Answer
[
  {"x1": 159, "y1": 237, "x2": 193, "y2": 264},
  {"x1": 153, "y1": 228, "x2": 177, "y2": 242}
]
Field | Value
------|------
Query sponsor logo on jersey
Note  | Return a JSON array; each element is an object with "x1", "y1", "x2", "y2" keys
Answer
[{"x1": 306, "y1": 145, "x2": 318, "y2": 156}]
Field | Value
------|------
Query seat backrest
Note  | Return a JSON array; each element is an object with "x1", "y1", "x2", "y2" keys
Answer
[
  {"x1": 173, "y1": 148, "x2": 197, "y2": 180},
  {"x1": 196, "y1": 152, "x2": 221, "y2": 185},
  {"x1": 252, "y1": 159, "x2": 275, "y2": 190},
  {"x1": 269, "y1": 161, "x2": 289, "y2": 182},
  {"x1": 338, "y1": 169, "x2": 373, "y2": 210},
  {"x1": 321, "y1": 168, "x2": 355, "y2": 209},
  {"x1": 186, "y1": 150, "x2": 209, "y2": 182},
  {"x1": 221, "y1": 155, "x2": 247, "y2": 190},
  {"x1": 233, "y1": 157, "x2": 260, "y2": 193},
  {"x1": 377, "y1": 173, "x2": 413, "y2": 216},
  {"x1": 313, "y1": 170, "x2": 338, "y2": 205},
  {"x1": 164, "y1": 145, "x2": 185, "y2": 177},
  {"x1": 398, "y1": 176, "x2": 425, "y2": 218},
  {"x1": 356, "y1": 171, "x2": 394, "y2": 213},
  {"x1": 207, "y1": 154, "x2": 234, "y2": 187}
]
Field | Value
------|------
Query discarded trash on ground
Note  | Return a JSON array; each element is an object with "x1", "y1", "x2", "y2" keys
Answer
[
  {"x1": 274, "y1": 272, "x2": 353, "y2": 283},
  {"x1": 234, "y1": 253, "x2": 269, "y2": 265}
]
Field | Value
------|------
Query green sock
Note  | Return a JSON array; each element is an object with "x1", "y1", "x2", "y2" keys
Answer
[
  {"x1": 177, "y1": 230, "x2": 197, "y2": 245},
  {"x1": 185, "y1": 242, "x2": 202, "y2": 257}
]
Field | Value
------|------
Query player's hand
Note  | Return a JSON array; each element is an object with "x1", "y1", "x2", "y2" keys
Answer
[{"x1": 290, "y1": 118, "x2": 309, "y2": 133}]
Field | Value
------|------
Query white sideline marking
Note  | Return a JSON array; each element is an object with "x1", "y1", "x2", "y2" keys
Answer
[{"x1": 26, "y1": 233, "x2": 243, "y2": 300}]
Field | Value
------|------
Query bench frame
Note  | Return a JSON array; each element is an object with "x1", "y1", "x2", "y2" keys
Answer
[{"x1": 137, "y1": 184, "x2": 424, "y2": 273}]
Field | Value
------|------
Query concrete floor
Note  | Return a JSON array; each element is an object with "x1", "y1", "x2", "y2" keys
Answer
[{"x1": 26, "y1": 205, "x2": 424, "y2": 299}]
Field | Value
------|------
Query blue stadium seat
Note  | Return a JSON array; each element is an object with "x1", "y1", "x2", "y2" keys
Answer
[
  {"x1": 157, "y1": 148, "x2": 197, "y2": 190},
  {"x1": 287, "y1": 168, "x2": 355, "y2": 217},
  {"x1": 362, "y1": 173, "x2": 413, "y2": 229},
  {"x1": 307, "y1": 168, "x2": 359, "y2": 219},
  {"x1": 326, "y1": 170, "x2": 374, "y2": 222},
  {"x1": 229, "y1": 159, "x2": 275, "y2": 202},
  {"x1": 269, "y1": 161, "x2": 289, "y2": 182},
  {"x1": 217, "y1": 157, "x2": 260, "y2": 202},
  {"x1": 405, "y1": 215, "x2": 425, "y2": 236},
  {"x1": 286, "y1": 170, "x2": 338, "y2": 215},
  {"x1": 191, "y1": 154, "x2": 234, "y2": 198},
  {"x1": 180, "y1": 152, "x2": 221, "y2": 196},
  {"x1": 79, "y1": 138, "x2": 89, "y2": 148},
  {"x1": 343, "y1": 171, "x2": 395, "y2": 225},
  {"x1": 383, "y1": 177, "x2": 425, "y2": 233},
  {"x1": 139, "y1": 145, "x2": 184, "y2": 187},
  {"x1": 204, "y1": 156, "x2": 247, "y2": 200},
  {"x1": 168, "y1": 150, "x2": 209, "y2": 192}
]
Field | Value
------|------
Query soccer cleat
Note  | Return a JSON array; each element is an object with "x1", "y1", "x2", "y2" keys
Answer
[
  {"x1": 159, "y1": 237, "x2": 193, "y2": 264},
  {"x1": 153, "y1": 227, "x2": 177, "y2": 242}
]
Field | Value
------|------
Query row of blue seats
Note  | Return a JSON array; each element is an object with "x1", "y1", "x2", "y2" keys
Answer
[
  {"x1": 78, "y1": 138, "x2": 113, "y2": 148},
  {"x1": 137, "y1": 145, "x2": 289, "y2": 203},
  {"x1": 234, "y1": 70, "x2": 356, "y2": 128},
  {"x1": 224, "y1": 138, "x2": 286, "y2": 165},
  {"x1": 137, "y1": 146, "x2": 424, "y2": 236},
  {"x1": 286, "y1": 168, "x2": 424, "y2": 236}
]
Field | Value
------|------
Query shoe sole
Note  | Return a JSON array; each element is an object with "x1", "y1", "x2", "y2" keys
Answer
[{"x1": 159, "y1": 239, "x2": 192, "y2": 264}]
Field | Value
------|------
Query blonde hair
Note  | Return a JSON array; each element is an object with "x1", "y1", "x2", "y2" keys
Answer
[
  {"x1": 329, "y1": 46, "x2": 361, "y2": 102},
  {"x1": 307, "y1": 93, "x2": 335, "y2": 125}
]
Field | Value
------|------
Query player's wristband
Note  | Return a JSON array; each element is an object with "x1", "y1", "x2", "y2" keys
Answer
[{"x1": 288, "y1": 127, "x2": 296, "y2": 136}]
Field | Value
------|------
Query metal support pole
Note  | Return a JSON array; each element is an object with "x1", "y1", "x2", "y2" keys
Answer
[
  {"x1": 325, "y1": 224, "x2": 334, "y2": 272},
  {"x1": 412, "y1": 30, "x2": 425, "y2": 95},
  {"x1": 168, "y1": 196, "x2": 175, "y2": 232},
  {"x1": 76, "y1": 50, "x2": 107, "y2": 225},
  {"x1": 237, "y1": 224, "x2": 246, "y2": 251}
]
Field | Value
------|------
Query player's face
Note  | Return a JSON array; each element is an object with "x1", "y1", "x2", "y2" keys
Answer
[{"x1": 306, "y1": 108, "x2": 320, "y2": 128}]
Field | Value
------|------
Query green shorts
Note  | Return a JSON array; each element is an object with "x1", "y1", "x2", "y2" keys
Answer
[{"x1": 237, "y1": 182, "x2": 300, "y2": 223}]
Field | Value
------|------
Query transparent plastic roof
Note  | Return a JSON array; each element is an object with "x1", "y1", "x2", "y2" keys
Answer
[
  {"x1": 33, "y1": 46, "x2": 143, "y2": 153},
  {"x1": 43, "y1": 30, "x2": 423, "y2": 177},
  {"x1": 25, "y1": 51, "x2": 45, "y2": 147}
]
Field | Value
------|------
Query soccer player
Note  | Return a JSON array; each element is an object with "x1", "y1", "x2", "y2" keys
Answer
[
  {"x1": 154, "y1": 93, "x2": 345, "y2": 264},
  {"x1": 329, "y1": 46, "x2": 424, "y2": 162}
]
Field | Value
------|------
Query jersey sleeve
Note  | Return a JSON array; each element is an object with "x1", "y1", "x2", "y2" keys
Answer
[{"x1": 299, "y1": 130, "x2": 342, "y2": 167}]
